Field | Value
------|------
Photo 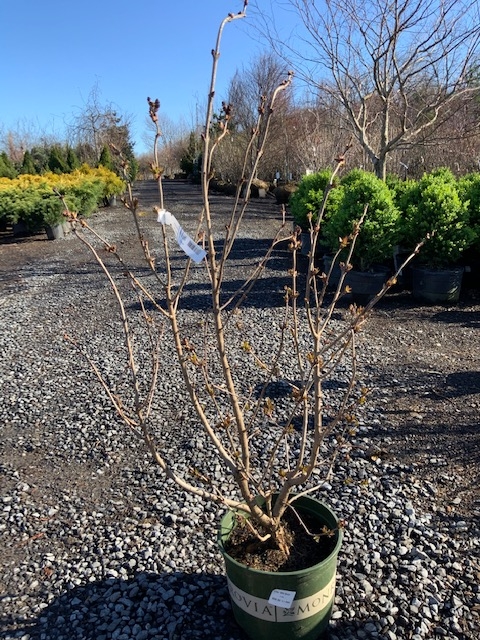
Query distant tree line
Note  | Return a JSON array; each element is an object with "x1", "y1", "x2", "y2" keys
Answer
[
  {"x1": 0, "y1": 84, "x2": 138, "y2": 181},
  {"x1": 3, "y1": 0, "x2": 480, "y2": 186}
]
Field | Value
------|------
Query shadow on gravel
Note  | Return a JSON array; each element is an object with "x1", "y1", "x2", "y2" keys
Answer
[
  {"x1": 180, "y1": 275, "x2": 289, "y2": 310},
  {"x1": 0, "y1": 229, "x2": 48, "y2": 245},
  {"x1": 2, "y1": 571, "x2": 244, "y2": 640},
  {"x1": 445, "y1": 370, "x2": 480, "y2": 396},
  {"x1": 128, "y1": 273, "x2": 290, "y2": 313},
  {"x1": 125, "y1": 238, "x2": 292, "y2": 312},
  {"x1": 432, "y1": 308, "x2": 480, "y2": 328},
  {"x1": 1, "y1": 569, "x2": 390, "y2": 640}
]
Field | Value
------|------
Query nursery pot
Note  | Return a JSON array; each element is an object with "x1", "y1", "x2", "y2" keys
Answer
[
  {"x1": 13, "y1": 220, "x2": 30, "y2": 237},
  {"x1": 218, "y1": 496, "x2": 342, "y2": 640},
  {"x1": 297, "y1": 233, "x2": 327, "y2": 274},
  {"x1": 346, "y1": 267, "x2": 390, "y2": 305},
  {"x1": 393, "y1": 246, "x2": 415, "y2": 290},
  {"x1": 45, "y1": 223, "x2": 65, "y2": 240},
  {"x1": 322, "y1": 257, "x2": 389, "y2": 303},
  {"x1": 321, "y1": 254, "x2": 342, "y2": 289},
  {"x1": 412, "y1": 266, "x2": 464, "y2": 304}
]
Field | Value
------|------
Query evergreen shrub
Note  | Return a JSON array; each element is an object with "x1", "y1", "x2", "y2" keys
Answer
[
  {"x1": 399, "y1": 169, "x2": 476, "y2": 268},
  {"x1": 323, "y1": 170, "x2": 400, "y2": 271},
  {"x1": 0, "y1": 167, "x2": 124, "y2": 232},
  {"x1": 458, "y1": 172, "x2": 480, "y2": 247},
  {"x1": 289, "y1": 170, "x2": 343, "y2": 230}
]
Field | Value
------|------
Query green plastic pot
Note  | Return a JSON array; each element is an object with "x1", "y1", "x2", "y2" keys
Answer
[{"x1": 218, "y1": 496, "x2": 343, "y2": 640}]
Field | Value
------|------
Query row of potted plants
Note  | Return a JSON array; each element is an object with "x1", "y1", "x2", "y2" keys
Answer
[
  {"x1": 0, "y1": 165, "x2": 125, "y2": 237},
  {"x1": 289, "y1": 168, "x2": 480, "y2": 303}
]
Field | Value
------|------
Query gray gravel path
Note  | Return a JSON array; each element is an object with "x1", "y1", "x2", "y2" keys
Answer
[{"x1": 1, "y1": 180, "x2": 479, "y2": 639}]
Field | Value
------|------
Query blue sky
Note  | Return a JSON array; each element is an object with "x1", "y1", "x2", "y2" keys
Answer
[{"x1": 0, "y1": 1, "x2": 288, "y2": 155}]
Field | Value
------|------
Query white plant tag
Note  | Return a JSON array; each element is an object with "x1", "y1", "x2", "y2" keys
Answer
[
  {"x1": 157, "y1": 209, "x2": 206, "y2": 263},
  {"x1": 268, "y1": 589, "x2": 296, "y2": 609}
]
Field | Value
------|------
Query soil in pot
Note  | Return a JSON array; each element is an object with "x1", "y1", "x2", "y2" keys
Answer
[{"x1": 225, "y1": 507, "x2": 337, "y2": 573}]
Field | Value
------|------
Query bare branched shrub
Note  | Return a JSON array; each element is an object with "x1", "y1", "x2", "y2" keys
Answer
[{"x1": 60, "y1": 3, "x2": 422, "y2": 557}]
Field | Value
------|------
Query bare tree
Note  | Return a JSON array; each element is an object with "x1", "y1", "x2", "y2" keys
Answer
[
  {"x1": 260, "y1": 0, "x2": 480, "y2": 179},
  {"x1": 219, "y1": 52, "x2": 293, "y2": 181},
  {"x1": 0, "y1": 120, "x2": 57, "y2": 165},
  {"x1": 68, "y1": 83, "x2": 135, "y2": 166},
  {"x1": 228, "y1": 52, "x2": 288, "y2": 130},
  {"x1": 287, "y1": 93, "x2": 355, "y2": 175},
  {"x1": 141, "y1": 112, "x2": 189, "y2": 178}
]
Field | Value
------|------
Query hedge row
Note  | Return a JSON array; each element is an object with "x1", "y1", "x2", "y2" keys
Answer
[
  {"x1": 290, "y1": 168, "x2": 480, "y2": 270},
  {"x1": 0, "y1": 165, "x2": 124, "y2": 233}
]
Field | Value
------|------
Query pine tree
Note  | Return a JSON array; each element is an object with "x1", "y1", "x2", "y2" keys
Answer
[
  {"x1": 20, "y1": 150, "x2": 37, "y2": 175},
  {"x1": 47, "y1": 145, "x2": 68, "y2": 174},
  {"x1": 98, "y1": 145, "x2": 114, "y2": 171},
  {"x1": 0, "y1": 152, "x2": 17, "y2": 178}
]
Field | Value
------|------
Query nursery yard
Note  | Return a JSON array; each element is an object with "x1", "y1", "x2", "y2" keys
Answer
[{"x1": 0, "y1": 179, "x2": 479, "y2": 639}]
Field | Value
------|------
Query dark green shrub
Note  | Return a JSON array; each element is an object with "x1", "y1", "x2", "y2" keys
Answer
[
  {"x1": 66, "y1": 147, "x2": 81, "y2": 172},
  {"x1": 66, "y1": 178, "x2": 104, "y2": 217},
  {"x1": 47, "y1": 145, "x2": 68, "y2": 174},
  {"x1": 98, "y1": 145, "x2": 115, "y2": 171},
  {"x1": 385, "y1": 174, "x2": 412, "y2": 209},
  {"x1": 39, "y1": 189, "x2": 65, "y2": 227},
  {"x1": 323, "y1": 170, "x2": 400, "y2": 271},
  {"x1": 458, "y1": 173, "x2": 480, "y2": 245},
  {"x1": 180, "y1": 132, "x2": 200, "y2": 176},
  {"x1": 399, "y1": 171, "x2": 476, "y2": 268},
  {"x1": 0, "y1": 153, "x2": 17, "y2": 179},
  {"x1": 289, "y1": 170, "x2": 343, "y2": 230},
  {"x1": 20, "y1": 151, "x2": 37, "y2": 175}
]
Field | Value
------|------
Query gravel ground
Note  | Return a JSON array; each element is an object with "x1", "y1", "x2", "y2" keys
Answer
[{"x1": 1, "y1": 180, "x2": 479, "y2": 640}]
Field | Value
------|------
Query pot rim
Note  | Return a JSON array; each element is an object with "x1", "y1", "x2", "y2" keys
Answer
[
  {"x1": 218, "y1": 495, "x2": 343, "y2": 577},
  {"x1": 412, "y1": 265, "x2": 464, "y2": 274}
]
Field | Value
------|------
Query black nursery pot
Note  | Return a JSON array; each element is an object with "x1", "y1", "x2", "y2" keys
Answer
[{"x1": 412, "y1": 266, "x2": 464, "y2": 303}]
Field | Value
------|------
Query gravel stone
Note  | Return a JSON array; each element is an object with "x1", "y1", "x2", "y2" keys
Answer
[{"x1": 1, "y1": 180, "x2": 479, "y2": 639}]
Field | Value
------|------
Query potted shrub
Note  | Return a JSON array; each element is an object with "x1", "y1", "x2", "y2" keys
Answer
[
  {"x1": 59, "y1": 7, "x2": 420, "y2": 639},
  {"x1": 458, "y1": 172, "x2": 480, "y2": 289},
  {"x1": 322, "y1": 170, "x2": 400, "y2": 303},
  {"x1": 40, "y1": 188, "x2": 68, "y2": 239},
  {"x1": 11, "y1": 184, "x2": 46, "y2": 235},
  {"x1": 399, "y1": 168, "x2": 476, "y2": 303},
  {"x1": 288, "y1": 170, "x2": 344, "y2": 259},
  {"x1": 81, "y1": 165, "x2": 125, "y2": 207},
  {"x1": 274, "y1": 182, "x2": 297, "y2": 205}
]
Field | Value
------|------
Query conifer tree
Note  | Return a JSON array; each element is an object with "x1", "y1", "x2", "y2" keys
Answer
[
  {"x1": 20, "y1": 150, "x2": 37, "y2": 175},
  {"x1": 66, "y1": 146, "x2": 80, "y2": 172},
  {"x1": 47, "y1": 145, "x2": 68, "y2": 174},
  {"x1": 0, "y1": 152, "x2": 17, "y2": 178},
  {"x1": 98, "y1": 144, "x2": 114, "y2": 171}
]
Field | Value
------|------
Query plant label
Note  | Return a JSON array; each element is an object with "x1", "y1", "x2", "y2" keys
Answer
[
  {"x1": 156, "y1": 209, "x2": 206, "y2": 263},
  {"x1": 268, "y1": 589, "x2": 296, "y2": 609}
]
